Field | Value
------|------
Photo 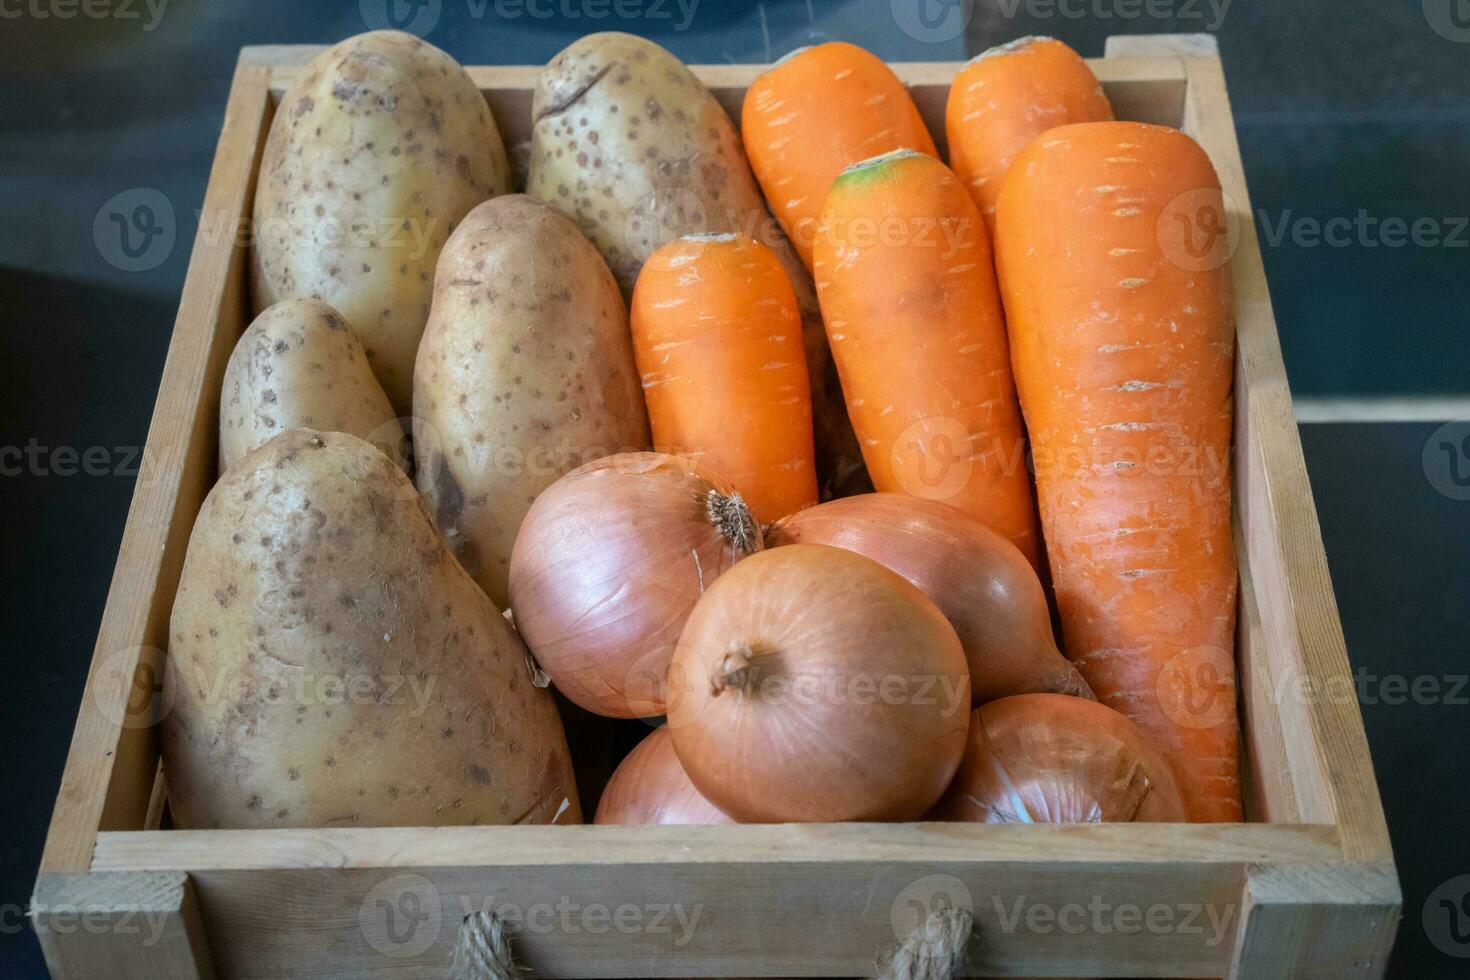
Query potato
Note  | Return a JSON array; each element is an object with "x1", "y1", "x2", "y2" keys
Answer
[
  {"x1": 219, "y1": 299, "x2": 398, "y2": 472},
  {"x1": 527, "y1": 32, "x2": 863, "y2": 495},
  {"x1": 252, "y1": 31, "x2": 510, "y2": 413},
  {"x1": 414, "y1": 195, "x2": 649, "y2": 608},
  {"x1": 528, "y1": 32, "x2": 774, "y2": 296},
  {"x1": 161, "y1": 428, "x2": 581, "y2": 829}
]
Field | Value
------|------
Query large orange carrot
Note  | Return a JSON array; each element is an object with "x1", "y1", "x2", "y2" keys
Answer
[
  {"x1": 631, "y1": 233, "x2": 818, "y2": 523},
  {"x1": 813, "y1": 150, "x2": 1039, "y2": 567},
  {"x1": 947, "y1": 37, "x2": 1113, "y2": 233},
  {"x1": 743, "y1": 42, "x2": 937, "y2": 272},
  {"x1": 995, "y1": 121, "x2": 1240, "y2": 822}
]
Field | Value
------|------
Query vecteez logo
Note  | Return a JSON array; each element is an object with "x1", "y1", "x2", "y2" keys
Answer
[
  {"x1": 991, "y1": 0, "x2": 1232, "y2": 31},
  {"x1": 1155, "y1": 646, "x2": 1237, "y2": 731},
  {"x1": 360, "y1": 0, "x2": 443, "y2": 37},
  {"x1": 1423, "y1": 419, "x2": 1470, "y2": 500},
  {"x1": 892, "y1": 0, "x2": 974, "y2": 44},
  {"x1": 360, "y1": 0, "x2": 702, "y2": 35},
  {"x1": 92, "y1": 646, "x2": 175, "y2": 731},
  {"x1": 492, "y1": 0, "x2": 701, "y2": 29},
  {"x1": 891, "y1": 874, "x2": 974, "y2": 940},
  {"x1": 93, "y1": 188, "x2": 175, "y2": 272},
  {"x1": 1158, "y1": 187, "x2": 1242, "y2": 272},
  {"x1": 889, "y1": 416, "x2": 978, "y2": 503},
  {"x1": 1425, "y1": 875, "x2": 1470, "y2": 957},
  {"x1": 360, "y1": 874, "x2": 443, "y2": 959},
  {"x1": 1424, "y1": 0, "x2": 1470, "y2": 42},
  {"x1": 0, "y1": 0, "x2": 169, "y2": 31}
]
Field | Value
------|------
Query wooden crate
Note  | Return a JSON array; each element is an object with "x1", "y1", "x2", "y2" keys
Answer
[{"x1": 31, "y1": 34, "x2": 1399, "y2": 979}]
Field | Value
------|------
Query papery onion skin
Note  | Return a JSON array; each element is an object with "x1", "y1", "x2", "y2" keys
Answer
[
  {"x1": 768, "y1": 493, "x2": 1092, "y2": 705},
  {"x1": 668, "y1": 544, "x2": 970, "y2": 823},
  {"x1": 593, "y1": 726, "x2": 732, "y2": 825},
  {"x1": 509, "y1": 452, "x2": 761, "y2": 718},
  {"x1": 928, "y1": 693, "x2": 1187, "y2": 823}
]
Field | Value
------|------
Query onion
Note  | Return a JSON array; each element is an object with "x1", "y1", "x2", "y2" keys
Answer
[
  {"x1": 593, "y1": 726, "x2": 732, "y2": 825},
  {"x1": 768, "y1": 493, "x2": 1092, "y2": 704},
  {"x1": 509, "y1": 452, "x2": 761, "y2": 718},
  {"x1": 667, "y1": 544, "x2": 970, "y2": 822},
  {"x1": 928, "y1": 693, "x2": 1186, "y2": 823}
]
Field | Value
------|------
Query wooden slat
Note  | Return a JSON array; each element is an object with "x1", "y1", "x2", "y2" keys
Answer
[
  {"x1": 92, "y1": 823, "x2": 1341, "y2": 872},
  {"x1": 32, "y1": 872, "x2": 215, "y2": 980},
  {"x1": 258, "y1": 49, "x2": 1189, "y2": 158},
  {"x1": 143, "y1": 761, "x2": 170, "y2": 832},
  {"x1": 1236, "y1": 525, "x2": 1302, "y2": 824},
  {"x1": 1105, "y1": 33, "x2": 1220, "y2": 59},
  {"x1": 37, "y1": 59, "x2": 271, "y2": 876},
  {"x1": 254, "y1": 50, "x2": 1187, "y2": 91},
  {"x1": 1180, "y1": 53, "x2": 1395, "y2": 869},
  {"x1": 1294, "y1": 395, "x2": 1470, "y2": 423}
]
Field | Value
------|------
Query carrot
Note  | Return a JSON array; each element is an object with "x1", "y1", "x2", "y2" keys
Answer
[
  {"x1": 813, "y1": 149, "x2": 1039, "y2": 567},
  {"x1": 994, "y1": 121, "x2": 1240, "y2": 822},
  {"x1": 743, "y1": 42, "x2": 937, "y2": 272},
  {"x1": 630, "y1": 233, "x2": 818, "y2": 524},
  {"x1": 947, "y1": 37, "x2": 1113, "y2": 234}
]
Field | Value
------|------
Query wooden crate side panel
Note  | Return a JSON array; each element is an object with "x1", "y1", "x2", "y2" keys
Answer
[
  {"x1": 32, "y1": 872, "x2": 215, "y2": 980},
  {"x1": 182, "y1": 861, "x2": 1243, "y2": 978},
  {"x1": 1179, "y1": 54, "x2": 1394, "y2": 867},
  {"x1": 87, "y1": 825, "x2": 1340, "y2": 977},
  {"x1": 37, "y1": 62, "x2": 272, "y2": 875}
]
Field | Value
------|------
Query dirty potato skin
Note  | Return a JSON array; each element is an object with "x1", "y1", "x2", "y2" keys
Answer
[
  {"x1": 527, "y1": 33, "x2": 863, "y2": 494},
  {"x1": 414, "y1": 195, "x2": 649, "y2": 609},
  {"x1": 162, "y1": 429, "x2": 581, "y2": 829},
  {"x1": 219, "y1": 299, "x2": 398, "y2": 472},
  {"x1": 527, "y1": 32, "x2": 778, "y2": 296},
  {"x1": 252, "y1": 31, "x2": 511, "y2": 414}
]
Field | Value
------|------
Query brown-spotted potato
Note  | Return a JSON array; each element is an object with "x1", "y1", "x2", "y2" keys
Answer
[
  {"x1": 251, "y1": 31, "x2": 510, "y2": 413},
  {"x1": 162, "y1": 429, "x2": 581, "y2": 829},
  {"x1": 413, "y1": 195, "x2": 649, "y2": 608},
  {"x1": 527, "y1": 32, "x2": 863, "y2": 495},
  {"x1": 528, "y1": 32, "x2": 780, "y2": 295},
  {"x1": 219, "y1": 299, "x2": 398, "y2": 472}
]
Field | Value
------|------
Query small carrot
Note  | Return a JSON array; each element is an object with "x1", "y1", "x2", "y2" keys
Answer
[
  {"x1": 813, "y1": 149, "x2": 1039, "y2": 567},
  {"x1": 630, "y1": 233, "x2": 818, "y2": 524},
  {"x1": 743, "y1": 41, "x2": 937, "y2": 272},
  {"x1": 947, "y1": 36, "x2": 1113, "y2": 233},
  {"x1": 995, "y1": 121, "x2": 1240, "y2": 822}
]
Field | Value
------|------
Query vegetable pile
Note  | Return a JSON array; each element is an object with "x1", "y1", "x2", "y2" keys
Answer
[{"x1": 163, "y1": 31, "x2": 1240, "y2": 839}]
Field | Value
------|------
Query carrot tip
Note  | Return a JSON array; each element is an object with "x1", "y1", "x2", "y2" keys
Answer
[
  {"x1": 968, "y1": 35, "x2": 1057, "y2": 65},
  {"x1": 836, "y1": 147, "x2": 925, "y2": 181},
  {"x1": 772, "y1": 44, "x2": 815, "y2": 68}
]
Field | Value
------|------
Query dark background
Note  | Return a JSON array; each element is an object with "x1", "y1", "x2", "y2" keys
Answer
[{"x1": 2, "y1": 1, "x2": 1467, "y2": 977}]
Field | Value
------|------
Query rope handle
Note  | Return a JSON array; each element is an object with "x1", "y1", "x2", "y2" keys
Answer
[
  {"x1": 876, "y1": 907, "x2": 976, "y2": 980},
  {"x1": 448, "y1": 903, "x2": 976, "y2": 980},
  {"x1": 451, "y1": 910, "x2": 521, "y2": 980}
]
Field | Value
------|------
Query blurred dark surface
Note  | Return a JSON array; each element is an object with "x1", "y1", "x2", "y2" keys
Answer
[
  {"x1": 1302, "y1": 422, "x2": 1470, "y2": 980},
  {"x1": 2, "y1": 1, "x2": 1467, "y2": 977}
]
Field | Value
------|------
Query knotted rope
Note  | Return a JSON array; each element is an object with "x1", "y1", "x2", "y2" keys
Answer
[
  {"x1": 876, "y1": 907, "x2": 976, "y2": 980},
  {"x1": 450, "y1": 910, "x2": 522, "y2": 980}
]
